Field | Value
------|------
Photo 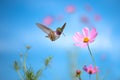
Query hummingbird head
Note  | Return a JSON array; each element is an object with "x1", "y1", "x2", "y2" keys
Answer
[{"x1": 56, "y1": 27, "x2": 62, "y2": 35}]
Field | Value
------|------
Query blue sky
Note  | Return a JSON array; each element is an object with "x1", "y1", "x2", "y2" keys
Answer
[{"x1": 0, "y1": 0, "x2": 120, "y2": 80}]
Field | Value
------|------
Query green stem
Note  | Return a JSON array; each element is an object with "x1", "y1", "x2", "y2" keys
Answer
[
  {"x1": 87, "y1": 44, "x2": 96, "y2": 65},
  {"x1": 89, "y1": 74, "x2": 91, "y2": 80},
  {"x1": 79, "y1": 77, "x2": 82, "y2": 80},
  {"x1": 23, "y1": 49, "x2": 28, "y2": 72},
  {"x1": 17, "y1": 70, "x2": 24, "y2": 80},
  {"x1": 87, "y1": 43, "x2": 99, "y2": 80}
]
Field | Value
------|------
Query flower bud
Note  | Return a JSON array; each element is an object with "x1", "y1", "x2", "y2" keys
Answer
[{"x1": 76, "y1": 70, "x2": 81, "y2": 77}]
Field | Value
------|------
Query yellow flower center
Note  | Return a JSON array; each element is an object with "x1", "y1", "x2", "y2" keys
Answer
[{"x1": 83, "y1": 37, "x2": 89, "y2": 43}]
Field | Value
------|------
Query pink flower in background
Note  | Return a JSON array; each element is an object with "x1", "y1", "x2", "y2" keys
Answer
[
  {"x1": 72, "y1": 27, "x2": 97, "y2": 47},
  {"x1": 94, "y1": 14, "x2": 101, "y2": 21},
  {"x1": 85, "y1": 4, "x2": 92, "y2": 12},
  {"x1": 83, "y1": 64, "x2": 99, "y2": 75},
  {"x1": 66, "y1": 5, "x2": 76, "y2": 13},
  {"x1": 56, "y1": 15, "x2": 64, "y2": 21},
  {"x1": 80, "y1": 16, "x2": 89, "y2": 24},
  {"x1": 43, "y1": 16, "x2": 53, "y2": 26}
]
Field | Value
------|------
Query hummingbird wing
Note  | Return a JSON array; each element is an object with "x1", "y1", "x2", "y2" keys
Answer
[
  {"x1": 36, "y1": 23, "x2": 53, "y2": 34},
  {"x1": 60, "y1": 22, "x2": 66, "y2": 34}
]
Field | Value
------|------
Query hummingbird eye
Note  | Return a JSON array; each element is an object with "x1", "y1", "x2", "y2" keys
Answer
[
  {"x1": 56, "y1": 28, "x2": 62, "y2": 35},
  {"x1": 56, "y1": 28, "x2": 61, "y2": 31}
]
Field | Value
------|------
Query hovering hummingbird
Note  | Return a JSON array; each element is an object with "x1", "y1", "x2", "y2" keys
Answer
[{"x1": 36, "y1": 22, "x2": 66, "y2": 41}]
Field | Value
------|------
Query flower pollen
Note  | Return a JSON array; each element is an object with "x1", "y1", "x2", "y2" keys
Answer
[{"x1": 83, "y1": 37, "x2": 89, "y2": 43}]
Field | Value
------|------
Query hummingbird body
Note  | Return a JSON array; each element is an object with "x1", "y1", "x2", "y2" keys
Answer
[
  {"x1": 46, "y1": 31, "x2": 60, "y2": 41},
  {"x1": 36, "y1": 23, "x2": 66, "y2": 41}
]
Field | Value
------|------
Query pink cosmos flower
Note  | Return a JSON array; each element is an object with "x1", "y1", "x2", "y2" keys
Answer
[
  {"x1": 94, "y1": 14, "x2": 101, "y2": 21},
  {"x1": 66, "y1": 5, "x2": 76, "y2": 13},
  {"x1": 56, "y1": 15, "x2": 64, "y2": 21},
  {"x1": 85, "y1": 4, "x2": 92, "y2": 12},
  {"x1": 43, "y1": 16, "x2": 53, "y2": 26},
  {"x1": 72, "y1": 27, "x2": 97, "y2": 47},
  {"x1": 80, "y1": 16, "x2": 89, "y2": 24},
  {"x1": 83, "y1": 64, "x2": 99, "y2": 75}
]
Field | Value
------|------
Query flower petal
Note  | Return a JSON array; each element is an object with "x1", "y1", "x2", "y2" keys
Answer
[
  {"x1": 94, "y1": 66, "x2": 99, "y2": 72},
  {"x1": 89, "y1": 39, "x2": 94, "y2": 43},
  {"x1": 75, "y1": 32, "x2": 84, "y2": 42},
  {"x1": 83, "y1": 65, "x2": 87, "y2": 72},
  {"x1": 73, "y1": 36, "x2": 80, "y2": 42},
  {"x1": 74, "y1": 43, "x2": 87, "y2": 48},
  {"x1": 88, "y1": 64, "x2": 93, "y2": 69},
  {"x1": 76, "y1": 32, "x2": 84, "y2": 38},
  {"x1": 74, "y1": 43, "x2": 81, "y2": 46},
  {"x1": 73, "y1": 32, "x2": 84, "y2": 43},
  {"x1": 82, "y1": 27, "x2": 89, "y2": 37},
  {"x1": 90, "y1": 28, "x2": 97, "y2": 40}
]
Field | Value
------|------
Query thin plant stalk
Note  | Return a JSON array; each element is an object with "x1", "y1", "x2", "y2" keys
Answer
[
  {"x1": 23, "y1": 49, "x2": 28, "y2": 72},
  {"x1": 87, "y1": 43, "x2": 99, "y2": 80},
  {"x1": 17, "y1": 70, "x2": 24, "y2": 80},
  {"x1": 89, "y1": 74, "x2": 91, "y2": 80},
  {"x1": 87, "y1": 43, "x2": 96, "y2": 65},
  {"x1": 79, "y1": 77, "x2": 82, "y2": 80}
]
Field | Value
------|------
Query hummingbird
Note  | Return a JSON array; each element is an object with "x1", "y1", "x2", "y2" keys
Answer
[{"x1": 36, "y1": 22, "x2": 66, "y2": 41}]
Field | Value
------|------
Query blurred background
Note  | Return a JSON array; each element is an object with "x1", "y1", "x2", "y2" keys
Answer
[{"x1": 0, "y1": 0, "x2": 120, "y2": 80}]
